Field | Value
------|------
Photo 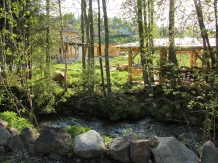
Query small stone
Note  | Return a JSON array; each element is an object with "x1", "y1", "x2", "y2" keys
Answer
[
  {"x1": 29, "y1": 144, "x2": 38, "y2": 156},
  {"x1": 18, "y1": 150, "x2": 23, "y2": 157},
  {"x1": 49, "y1": 153, "x2": 62, "y2": 161},
  {"x1": 0, "y1": 119, "x2": 8, "y2": 128},
  {"x1": 149, "y1": 135, "x2": 160, "y2": 148}
]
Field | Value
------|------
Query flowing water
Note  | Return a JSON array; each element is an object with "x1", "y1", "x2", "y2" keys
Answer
[{"x1": 40, "y1": 115, "x2": 205, "y2": 148}]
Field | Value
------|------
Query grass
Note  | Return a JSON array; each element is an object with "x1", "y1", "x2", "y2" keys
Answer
[{"x1": 53, "y1": 54, "x2": 193, "y2": 93}]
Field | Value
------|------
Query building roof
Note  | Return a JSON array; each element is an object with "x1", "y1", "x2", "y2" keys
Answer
[{"x1": 114, "y1": 38, "x2": 216, "y2": 50}]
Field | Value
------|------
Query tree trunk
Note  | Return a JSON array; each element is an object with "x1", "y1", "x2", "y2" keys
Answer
[
  {"x1": 102, "y1": 0, "x2": 112, "y2": 99},
  {"x1": 168, "y1": 0, "x2": 178, "y2": 87},
  {"x1": 85, "y1": 1, "x2": 90, "y2": 66},
  {"x1": 1, "y1": 0, "x2": 6, "y2": 72},
  {"x1": 97, "y1": 0, "x2": 106, "y2": 98},
  {"x1": 81, "y1": 0, "x2": 86, "y2": 69},
  {"x1": 58, "y1": 0, "x2": 67, "y2": 92},
  {"x1": 46, "y1": 0, "x2": 50, "y2": 64},
  {"x1": 88, "y1": 0, "x2": 95, "y2": 93},
  {"x1": 138, "y1": 0, "x2": 148, "y2": 86},
  {"x1": 148, "y1": 0, "x2": 154, "y2": 85},
  {"x1": 214, "y1": 0, "x2": 218, "y2": 73},
  {"x1": 168, "y1": 0, "x2": 177, "y2": 64},
  {"x1": 193, "y1": 0, "x2": 214, "y2": 69}
]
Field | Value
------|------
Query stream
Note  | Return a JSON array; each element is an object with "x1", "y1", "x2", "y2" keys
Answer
[{"x1": 39, "y1": 115, "x2": 207, "y2": 148}]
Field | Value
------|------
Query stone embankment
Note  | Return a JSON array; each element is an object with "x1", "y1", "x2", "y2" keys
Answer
[{"x1": 0, "y1": 118, "x2": 218, "y2": 163}]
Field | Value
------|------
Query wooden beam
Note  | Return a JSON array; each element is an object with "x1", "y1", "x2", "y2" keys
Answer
[{"x1": 128, "y1": 50, "x2": 133, "y2": 82}]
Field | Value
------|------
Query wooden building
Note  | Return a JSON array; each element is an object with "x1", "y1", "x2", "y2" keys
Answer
[{"x1": 115, "y1": 38, "x2": 216, "y2": 83}]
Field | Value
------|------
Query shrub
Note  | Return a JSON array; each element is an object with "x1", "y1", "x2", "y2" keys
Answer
[
  {"x1": 65, "y1": 125, "x2": 91, "y2": 139},
  {"x1": 0, "y1": 111, "x2": 37, "y2": 133}
]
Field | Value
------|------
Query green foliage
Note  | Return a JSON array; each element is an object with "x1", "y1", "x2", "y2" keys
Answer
[
  {"x1": 100, "y1": 94, "x2": 142, "y2": 121},
  {"x1": 148, "y1": 102, "x2": 172, "y2": 122},
  {"x1": 65, "y1": 125, "x2": 91, "y2": 139},
  {"x1": 0, "y1": 111, "x2": 37, "y2": 134},
  {"x1": 102, "y1": 135, "x2": 113, "y2": 145},
  {"x1": 64, "y1": 125, "x2": 91, "y2": 157}
]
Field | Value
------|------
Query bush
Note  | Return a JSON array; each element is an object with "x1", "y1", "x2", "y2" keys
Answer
[
  {"x1": 0, "y1": 111, "x2": 37, "y2": 133},
  {"x1": 65, "y1": 125, "x2": 91, "y2": 139}
]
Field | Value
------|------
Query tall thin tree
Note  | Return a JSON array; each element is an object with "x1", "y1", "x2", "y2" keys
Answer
[
  {"x1": 97, "y1": 0, "x2": 106, "y2": 97},
  {"x1": 81, "y1": 0, "x2": 86, "y2": 69},
  {"x1": 58, "y1": 0, "x2": 68, "y2": 92},
  {"x1": 102, "y1": 0, "x2": 112, "y2": 99},
  {"x1": 137, "y1": 0, "x2": 148, "y2": 86},
  {"x1": 214, "y1": 0, "x2": 218, "y2": 73},
  {"x1": 193, "y1": 0, "x2": 214, "y2": 69}
]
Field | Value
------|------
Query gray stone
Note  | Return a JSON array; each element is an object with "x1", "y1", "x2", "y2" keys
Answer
[
  {"x1": 34, "y1": 127, "x2": 71, "y2": 155},
  {"x1": 148, "y1": 135, "x2": 159, "y2": 148},
  {"x1": 0, "y1": 119, "x2": 8, "y2": 128},
  {"x1": 8, "y1": 135, "x2": 25, "y2": 152},
  {"x1": 130, "y1": 140, "x2": 151, "y2": 163},
  {"x1": 7, "y1": 127, "x2": 20, "y2": 136},
  {"x1": 198, "y1": 141, "x2": 218, "y2": 163},
  {"x1": 49, "y1": 153, "x2": 62, "y2": 160},
  {"x1": 0, "y1": 146, "x2": 5, "y2": 156},
  {"x1": 73, "y1": 130, "x2": 105, "y2": 159},
  {"x1": 109, "y1": 136, "x2": 134, "y2": 163},
  {"x1": 21, "y1": 127, "x2": 36, "y2": 147},
  {"x1": 29, "y1": 144, "x2": 38, "y2": 156},
  {"x1": 0, "y1": 125, "x2": 10, "y2": 145},
  {"x1": 151, "y1": 137, "x2": 199, "y2": 163}
]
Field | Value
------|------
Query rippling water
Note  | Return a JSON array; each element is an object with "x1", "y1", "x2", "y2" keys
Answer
[{"x1": 41, "y1": 115, "x2": 205, "y2": 147}]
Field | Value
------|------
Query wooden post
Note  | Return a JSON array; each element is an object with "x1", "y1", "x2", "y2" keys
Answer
[
  {"x1": 190, "y1": 51, "x2": 193, "y2": 67},
  {"x1": 128, "y1": 50, "x2": 133, "y2": 82}
]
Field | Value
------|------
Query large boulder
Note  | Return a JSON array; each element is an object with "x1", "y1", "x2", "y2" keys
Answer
[
  {"x1": 151, "y1": 137, "x2": 199, "y2": 163},
  {"x1": 21, "y1": 128, "x2": 36, "y2": 147},
  {"x1": 198, "y1": 141, "x2": 218, "y2": 163},
  {"x1": 34, "y1": 127, "x2": 71, "y2": 155},
  {"x1": 130, "y1": 140, "x2": 151, "y2": 163},
  {"x1": 73, "y1": 130, "x2": 105, "y2": 159},
  {"x1": 0, "y1": 125, "x2": 10, "y2": 145},
  {"x1": 0, "y1": 146, "x2": 5, "y2": 156},
  {"x1": 109, "y1": 136, "x2": 135, "y2": 163},
  {"x1": 8, "y1": 135, "x2": 25, "y2": 152}
]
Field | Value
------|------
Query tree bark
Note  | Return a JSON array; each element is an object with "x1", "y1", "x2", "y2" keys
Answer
[
  {"x1": 88, "y1": 0, "x2": 94, "y2": 68},
  {"x1": 97, "y1": 0, "x2": 106, "y2": 98},
  {"x1": 138, "y1": 0, "x2": 148, "y2": 86},
  {"x1": 193, "y1": 0, "x2": 214, "y2": 69},
  {"x1": 58, "y1": 0, "x2": 68, "y2": 92},
  {"x1": 46, "y1": 0, "x2": 50, "y2": 64},
  {"x1": 168, "y1": 0, "x2": 177, "y2": 64},
  {"x1": 102, "y1": 0, "x2": 112, "y2": 99},
  {"x1": 81, "y1": 0, "x2": 86, "y2": 69},
  {"x1": 214, "y1": 0, "x2": 218, "y2": 73}
]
